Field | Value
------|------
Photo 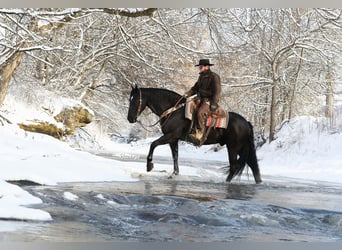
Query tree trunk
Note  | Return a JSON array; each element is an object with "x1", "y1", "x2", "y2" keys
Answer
[
  {"x1": 325, "y1": 66, "x2": 334, "y2": 119},
  {"x1": 0, "y1": 50, "x2": 25, "y2": 105},
  {"x1": 268, "y1": 43, "x2": 302, "y2": 142},
  {"x1": 269, "y1": 79, "x2": 278, "y2": 142},
  {"x1": 288, "y1": 48, "x2": 304, "y2": 120},
  {"x1": 269, "y1": 52, "x2": 282, "y2": 143}
]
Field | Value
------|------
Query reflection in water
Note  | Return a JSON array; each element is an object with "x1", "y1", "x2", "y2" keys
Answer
[
  {"x1": 141, "y1": 180, "x2": 227, "y2": 201},
  {"x1": 143, "y1": 180, "x2": 180, "y2": 197},
  {"x1": 226, "y1": 183, "x2": 258, "y2": 200}
]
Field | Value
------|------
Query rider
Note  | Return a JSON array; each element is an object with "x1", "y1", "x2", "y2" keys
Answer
[{"x1": 185, "y1": 59, "x2": 221, "y2": 145}]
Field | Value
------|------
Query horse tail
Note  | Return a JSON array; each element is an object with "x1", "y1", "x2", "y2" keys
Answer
[
  {"x1": 234, "y1": 122, "x2": 256, "y2": 176},
  {"x1": 226, "y1": 122, "x2": 251, "y2": 181},
  {"x1": 225, "y1": 114, "x2": 262, "y2": 183},
  {"x1": 228, "y1": 122, "x2": 262, "y2": 183},
  {"x1": 247, "y1": 122, "x2": 257, "y2": 165},
  {"x1": 246, "y1": 122, "x2": 262, "y2": 183}
]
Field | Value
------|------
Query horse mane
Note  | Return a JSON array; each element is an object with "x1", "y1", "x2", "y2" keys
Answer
[{"x1": 141, "y1": 87, "x2": 182, "y2": 103}]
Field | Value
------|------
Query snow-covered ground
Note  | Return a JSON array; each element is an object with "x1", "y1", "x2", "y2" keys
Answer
[
  {"x1": 258, "y1": 116, "x2": 342, "y2": 184},
  {"x1": 0, "y1": 93, "x2": 342, "y2": 227}
]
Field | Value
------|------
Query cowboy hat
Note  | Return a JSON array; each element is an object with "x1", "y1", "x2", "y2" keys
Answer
[{"x1": 195, "y1": 59, "x2": 214, "y2": 67}]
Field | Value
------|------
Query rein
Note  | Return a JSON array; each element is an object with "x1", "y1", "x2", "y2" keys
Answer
[
  {"x1": 150, "y1": 96, "x2": 185, "y2": 128},
  {"x1": 136, "y1": 89, "x2": 197, "y2": 131}
]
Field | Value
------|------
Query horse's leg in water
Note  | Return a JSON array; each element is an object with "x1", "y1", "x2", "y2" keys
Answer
[
  {"x1": 246, "y1": 146, "x2": 262, "y2": 184},
  {"x1": 169, "y1": 140, "x2": 179, "y2": 177},
  {"x1": 146, "y1": 133, "x2": 175, "y2": 172},
  {"x1": 226, "y1": 147, "x2": 238, "y2": 183}
]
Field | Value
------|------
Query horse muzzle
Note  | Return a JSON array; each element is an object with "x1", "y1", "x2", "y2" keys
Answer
[{"x1": 127, "y1": 115, "x2": 137, "y2": 123}]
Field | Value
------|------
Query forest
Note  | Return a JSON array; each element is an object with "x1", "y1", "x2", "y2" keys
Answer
[{"x1": 1, "y1": 8, "x2": 342, "y2": 143}]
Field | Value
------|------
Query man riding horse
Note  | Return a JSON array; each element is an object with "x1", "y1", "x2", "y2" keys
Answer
[{"x1": 185, "y1": 59, "x2": 221, "y2": 145}]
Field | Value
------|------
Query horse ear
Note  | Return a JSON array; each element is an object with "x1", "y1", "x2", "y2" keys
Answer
[{"x1": 130, "y1": 84, "x2": 139, "y2": 91}]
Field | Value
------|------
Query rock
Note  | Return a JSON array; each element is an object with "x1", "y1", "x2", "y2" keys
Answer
[
  {"x1": 18, "y1": 105, "x2": 94, "y2": 139},
  {"x1": 18, "y1": 120, "x2": 64, "y2": 139},
  {"x1": 54, "y1": 106, "x2": 94, "y2": 135}
]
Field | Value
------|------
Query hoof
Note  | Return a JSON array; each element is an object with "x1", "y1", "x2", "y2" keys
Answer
[
  {"x1": 255, "y1": 175, "x2": 262, "y2": 184},
  {"x1": 226, "y1": 176, "x2": 233, "y2": 183},
  {"x1": 168, "y1": 172, "x2": 178, "y2": 179},
  {"x1": 147, "y1": 162, "x2": 154, "y2": 172}
]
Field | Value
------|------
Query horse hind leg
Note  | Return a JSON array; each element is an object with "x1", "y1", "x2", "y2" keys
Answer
[
  {"x1": 226, "y1": 148, "x2": 240, "y2": 183},
  {"x1": 246, "y1": 145, "x2": 262, "y2": 184},
  {"x1": 246, "y1": 122, "x2": 262, "y2": 184}
]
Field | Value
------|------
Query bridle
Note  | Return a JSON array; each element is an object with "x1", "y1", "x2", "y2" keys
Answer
[
  {"x1": 137, "y1": 87, "x2": 143, "y2": 115},
  {"x1": 135, "y1": 87, "x2": 156, "y2": 132}
]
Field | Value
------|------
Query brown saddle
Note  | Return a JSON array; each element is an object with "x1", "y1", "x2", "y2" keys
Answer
[
  {"x1": 185, "y1": 98, "x2": 229, "y2": 129},
  {"x1": 210, "y1": 107, "x2": 226, "y2": 119}
]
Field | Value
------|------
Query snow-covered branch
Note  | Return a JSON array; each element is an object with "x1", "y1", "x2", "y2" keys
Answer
[{"x1": 0, "y1": 8, "x2": 157, "y2": 19}]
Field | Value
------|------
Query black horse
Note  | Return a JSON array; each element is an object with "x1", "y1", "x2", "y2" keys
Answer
[{"x1": 127, "y1": 86, "x2": 262, "y2": 184}]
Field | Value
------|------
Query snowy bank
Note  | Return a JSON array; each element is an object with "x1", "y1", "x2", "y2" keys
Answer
[
  {"x1": 0, "y1": 124, "x2": 138, "y2": 185},
  {"x1": 258, "y1": 116, "x2": 342, "y2": 184},
  {"x1": 0, "y1": 179, "x2": 52, "y2": 221},
  {"x1": 0, "y1": 124, "x2": 135, "y2": 222}
]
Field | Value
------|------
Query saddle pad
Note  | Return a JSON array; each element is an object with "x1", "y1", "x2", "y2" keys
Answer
[
  {"x1": 185, "y1": 99, "x2": 196, "y2": 120},
  {"x1": 206, "y1": 112, "x2": 229, "y2": 129}
]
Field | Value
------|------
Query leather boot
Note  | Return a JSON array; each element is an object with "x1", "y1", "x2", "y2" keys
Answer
[
  {"x1": 197, "y1": 126, "x2": 207, "y2": 146},
  {"x1": 195, "y1": 127, "x2": 204, "y2": 141},
  {"x1": 188, "y1": 129, "x2": 201, "y2": 146}
]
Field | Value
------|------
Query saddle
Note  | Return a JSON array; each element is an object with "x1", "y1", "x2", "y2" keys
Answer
[{"x1": 185, "y1": 98, "x2": 229, "y2": 129}]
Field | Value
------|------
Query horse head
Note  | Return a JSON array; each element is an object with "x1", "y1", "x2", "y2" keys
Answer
[{"x1": 127, "y1": 85, "x2": 145, "y2": 123}]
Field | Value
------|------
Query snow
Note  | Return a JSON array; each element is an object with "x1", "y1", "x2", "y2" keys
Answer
[
  {"x1": 63, "y1": 192, "x2": 79, "y2": 201},
  {"x1": 258, "y1": 116, "x2": 342, "y2": 184},
  {"x1": 0, "y1": 179, "x2": 52, "y2": 221},
  {"x1": 0, "y1": 93, "x2": 342, "y2": 231},
  {"x1": 1, "y1": 87, "x2": 93, "y2": 127}
]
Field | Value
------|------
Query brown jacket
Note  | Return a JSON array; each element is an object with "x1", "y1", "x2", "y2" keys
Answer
[{"x1": 188, "y1": 69, "x2": 221, "y2": 104}]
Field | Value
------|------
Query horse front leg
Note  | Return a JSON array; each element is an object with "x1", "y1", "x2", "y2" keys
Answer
[
  {"x1": 169, "y1": 140, "x2": 179, "y2": 176},
  {"x1": 146, "y1": 134, "x2": 174, "y2": 172}
]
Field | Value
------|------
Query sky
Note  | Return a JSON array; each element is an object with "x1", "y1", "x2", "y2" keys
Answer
[{"x1": 0, "y1": 91, "x2": 342, "y2": 229}]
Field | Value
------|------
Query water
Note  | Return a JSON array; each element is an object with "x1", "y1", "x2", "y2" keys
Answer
[
  {"x1": 1, "y1": 155, "x2": 342, "y2": 242},
  {"x1": 1, "y1": 176, "x2": 342, "y2": 242}
]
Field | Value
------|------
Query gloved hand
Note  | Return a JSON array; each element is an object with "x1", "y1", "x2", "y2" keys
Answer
[
  {"x1": 210, "y1": 102, "x2": 219, "y2": 111},
  {"x1": 184, "y1": 90, "x2": 193, "y2": 98}
]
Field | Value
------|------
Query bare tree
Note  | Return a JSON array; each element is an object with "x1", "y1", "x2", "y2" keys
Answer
[
  {"x1": 204, "y1": 8, "x2": 342, "y2": 142},
  {"x1": 2, "y1": 8, "x2": 342, "y2": 140},
  {"x1": 1, "y1": 8, "x2": 213, "y2": 134},
  {"x1": 0, "y1": 8, "x2": 158, "y2": 105}
]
